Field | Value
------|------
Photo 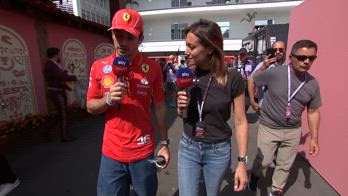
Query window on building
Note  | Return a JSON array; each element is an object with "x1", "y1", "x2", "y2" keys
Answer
[
  {"x1": 216, "y1": 21, "x2": 230, "y2": 38},
  {"x1": 101, "y1": 16, "x2": 104, "y2": 25},
  {"x1": 171, "y1": 23, "x2": 188, "y2": 40},
  {"x1": 81, "y1": 9, "x2": 86, "y2": 19},
  {"x1": 171, "y1": 0, "x2": 188, "y2": 7},
  {"x1": 254, "y1": 19, "x2": 274, "y2": 30},
  {"x1": 91, "y1": 13, "x2": 96, "y2": 22},
  {"x1": 86, "y1": 11, "x2": 90, "y2": 20},
  {"x1": 96, "y1": 15, "x2": 100, "y2": 23}
]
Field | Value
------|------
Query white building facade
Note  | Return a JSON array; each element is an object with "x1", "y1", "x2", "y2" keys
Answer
[
  {"x1": 132, "y1": 0, "x2": 303, "y2": 53},
  {"x1": 53, "y1": 0, "x2": 110, "y2": 26}
]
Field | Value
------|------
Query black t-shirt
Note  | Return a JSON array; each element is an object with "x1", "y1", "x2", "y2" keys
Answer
[{"x1": 183, "y1": 68, "x2": 245, "y2": 143}]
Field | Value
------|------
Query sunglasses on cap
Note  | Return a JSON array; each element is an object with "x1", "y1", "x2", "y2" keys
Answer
[
  {"x1": 292, "y1": 54, "x2": 317, "y2": 62},
  {"x1": 274, "y1": 48, "x2": 285, "y2": 53}
]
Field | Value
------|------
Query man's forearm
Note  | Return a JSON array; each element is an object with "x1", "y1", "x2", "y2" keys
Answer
[
  {"x1": 155, "y1": 101, "x2": 168, "y2": 140},
  {"x1": 86, "y1": 97, "x2": 109, "y2": 115},
  {"x1": 308, "y1": 109, "x2": 320, "y2": 140}
]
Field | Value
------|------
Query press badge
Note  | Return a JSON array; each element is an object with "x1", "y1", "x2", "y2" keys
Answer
[{"x1": 195, "y1": 121, "x2": 206, "y2": 139}]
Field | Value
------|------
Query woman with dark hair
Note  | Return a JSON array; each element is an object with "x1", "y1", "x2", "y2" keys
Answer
[{"x1": 176, "y1": 19, "x2": 249, "y2": 196}]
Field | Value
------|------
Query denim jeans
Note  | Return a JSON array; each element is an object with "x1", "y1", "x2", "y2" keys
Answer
[
  {"x1": 97, "y1": 154, "x2": 158, "y2": 196},
  {"x1": 178, "y1": 134, "x2": 231, "y2": 196}
]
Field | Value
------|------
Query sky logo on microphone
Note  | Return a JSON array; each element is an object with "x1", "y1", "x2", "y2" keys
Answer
[
  {"x1": 113, "y1": 56, "x2": 130, "y2": 67},
  {"x1": 176, "y1": 67, "x2": 193, "y2": 89},
  {"x1": 113, "y1": 56, "x2": 130, "y2": 77}
]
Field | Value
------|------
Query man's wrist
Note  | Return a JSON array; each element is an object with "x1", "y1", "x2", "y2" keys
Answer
[
  {"x1": 160, "y1": 139, "x2": 170, "y2": 145},
  {"x1": 105, "y1": 92, "x2": 112, "y2": 106},
  {"x1": 260, "y1": 64, "x2": 267, "y2": 71}
]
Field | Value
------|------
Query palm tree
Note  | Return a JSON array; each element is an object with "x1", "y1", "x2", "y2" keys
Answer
[{"x1": 240, "y1": 11, "x2": 257, "y2": 23}]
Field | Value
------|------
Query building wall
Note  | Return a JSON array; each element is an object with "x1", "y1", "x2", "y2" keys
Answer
[
  {"x1": 46, "y1": 23, "x2": 109, "y2": 70},
  {"x1": 288, "y1": 0, "x2": 347, "y2": 194},
  {"x1": 0, "y1": 9, "x2": 46, "y2": 114},
  {"x1": 0, "y1": 8, "x2": 110, "y2": 124}
]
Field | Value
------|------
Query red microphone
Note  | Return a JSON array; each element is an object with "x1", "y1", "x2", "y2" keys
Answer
[
  {"x1": 112, "y1": 56, "x2": 130, "y2": 109},
  {"x1": 176, "y1": 67, "x2": 193, "y2": 118}
]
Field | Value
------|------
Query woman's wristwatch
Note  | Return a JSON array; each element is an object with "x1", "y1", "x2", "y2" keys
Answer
[{"x1": 237, "y1": 156, "x2": 248, "y2": 163}]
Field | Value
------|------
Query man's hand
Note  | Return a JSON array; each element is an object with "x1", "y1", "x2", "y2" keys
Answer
[
  {"x1": 262, "y1": 54, "x2": 277, "y2": 69},
  {"x1": 307, "y1": 108, "x2": 320, "y2": 156},
  {"x1": 234, "y1": 163, "x2": 248, "y2": 192},
  {"x1": 156, "y1": 145, "x2": 170, "y2": 169},
  {"x1": 107, "y1": 82, "x2": 128, "y2": 105},
  {"x1": 250, "y1": 101, "x2": 261, "y2": 113},
  {"x1": 309, "y1": 138, "x2": 319, "y2": 156}
]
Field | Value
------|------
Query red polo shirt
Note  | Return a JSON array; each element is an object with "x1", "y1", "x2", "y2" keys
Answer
[{"x1": 87, "y1": 53, "x2": 164, "y2": 162}]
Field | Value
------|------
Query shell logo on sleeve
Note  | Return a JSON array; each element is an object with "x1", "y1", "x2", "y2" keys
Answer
[{"x1": 101, "y1": 76, "x2": 114, "y2": 88}]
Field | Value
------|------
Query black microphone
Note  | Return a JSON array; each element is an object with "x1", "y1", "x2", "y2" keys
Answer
[
  {"x1": 176, "y1": 67, "x2": 193, "y2": 118},
  {"x1": 147, "y1": 155, "x2": 166, "y2": 168},
  {"x1": 112, "y1": 56, "x2": 130, "y2": 109}
]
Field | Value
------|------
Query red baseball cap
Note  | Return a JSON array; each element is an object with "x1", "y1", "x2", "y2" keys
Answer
[{"x1": 108, "y1": 9, "x2": 143, "y2": 37}]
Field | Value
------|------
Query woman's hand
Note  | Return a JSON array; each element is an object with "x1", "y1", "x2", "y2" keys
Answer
[
  {"x1": 177, "y1": 90, "x2": 190, "y2": 116},
  {"x1": 234, "y1": 163, "x2": 248, "y2": 192}
]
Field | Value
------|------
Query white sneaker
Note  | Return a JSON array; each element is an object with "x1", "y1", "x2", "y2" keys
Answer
[{"x1": 0, "y1": 179, "x2": 20, "y2": 196}]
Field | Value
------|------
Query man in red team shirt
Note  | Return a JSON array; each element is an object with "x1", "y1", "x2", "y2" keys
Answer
[{"x1": 86, "y1": 9, "x2": 170, "y2": 196}]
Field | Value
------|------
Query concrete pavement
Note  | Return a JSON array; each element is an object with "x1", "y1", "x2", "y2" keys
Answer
[{"x1": 1, "y1": 106, "x2": 338, "y2": 196}]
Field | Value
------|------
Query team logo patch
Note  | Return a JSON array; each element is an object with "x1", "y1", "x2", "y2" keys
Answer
[
  {"x1": 103, "y1": 65, "x2": 112, "y2": 74},
  {"x1": 123, "y1": 13, "x2": 131, "y2": 22},
  {"x1": 141, "y1": 64, "x2": 149, "y2": 73},
  {"x1": 101, "y1": 75, "x2": 114, "y2": 88}
]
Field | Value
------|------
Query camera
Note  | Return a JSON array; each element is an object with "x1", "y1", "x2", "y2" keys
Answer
[{"x1": 266, "y1": 48, "x2": 276, "y2": 59}]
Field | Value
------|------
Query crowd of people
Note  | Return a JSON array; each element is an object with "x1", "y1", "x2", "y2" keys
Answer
[{"x1": 0, "y1": 8, "x2": 322, "y2": 196}]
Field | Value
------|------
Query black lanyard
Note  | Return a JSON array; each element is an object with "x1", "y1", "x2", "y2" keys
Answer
[{"x1": 197, "y1": 76, "x2": 213, "y2": 122}]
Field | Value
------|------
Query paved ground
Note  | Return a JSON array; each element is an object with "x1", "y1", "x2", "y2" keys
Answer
[{"x1": 1, "y1": 105, "x2": 339, "y2": 196}]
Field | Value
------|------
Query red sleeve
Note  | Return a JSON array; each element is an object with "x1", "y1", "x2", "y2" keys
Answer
[
  {"x1": 151, "y1": 62, "x2": 165, "y2": 103},
  {"x1": 87, "y1": 63, "x2": 102, "y2": 101}
]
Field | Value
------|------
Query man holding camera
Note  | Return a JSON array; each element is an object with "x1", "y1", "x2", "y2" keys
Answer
[{"x1": 249, "y1": 41, "x2": 286, "y2": 113}]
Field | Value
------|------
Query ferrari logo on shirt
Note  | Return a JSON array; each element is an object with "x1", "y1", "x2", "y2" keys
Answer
[
  {"x1": 123, "y1": 13, "x2": 131, "y2": 22},
  {"x1": 101, "y1": 75, "x2": 114, "y2": 88},
  {"x1": 141, "y1": 64, "x2": 149, "y2": 73}
]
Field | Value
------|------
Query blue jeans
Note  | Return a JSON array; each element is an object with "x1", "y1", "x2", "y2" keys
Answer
[
  {"x1": 97, "y1": 154, "x2": 158, "y2": 196},
  {"x1": 178, "y1": 134, "x2": 231, "y2": 196}
]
